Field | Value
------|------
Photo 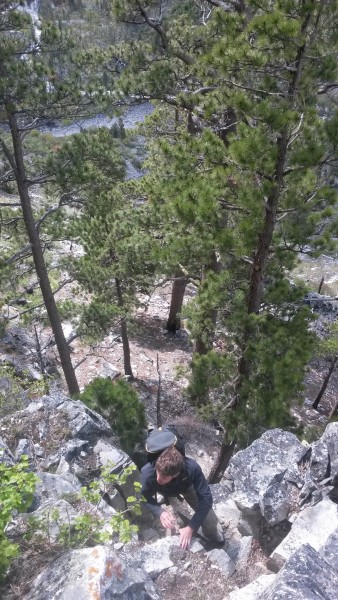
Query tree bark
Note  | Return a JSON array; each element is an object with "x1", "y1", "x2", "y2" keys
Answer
[
  {"x1": 115, "y1": 277, "x2": 133, "y2": 379},
  {"x1": 207, "y1": 439, "x2": 236, "y2": 484},
  {"x1": 313, "y1": 355, "x2": 337, "y2": 410},
  {"x1": 166, "y1": 271, "x2": 187, "y2": 333},
  {"x1": 7, "y1": 110, "x2": 80, "y2": 396}
]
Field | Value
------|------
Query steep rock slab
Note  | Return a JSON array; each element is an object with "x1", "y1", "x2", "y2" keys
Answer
[
  {"x1": 310, "y1": 422, "x2": 338, "y2": 487},
  {"x1": 224, "y1": 429, "x2": 307, "y2": 524},
  {"x1": 24, "y1": 545, "x2": 159, "y2": 600},
  {"x1": 270, "y1": 497, "x2": 338, "y2": 569},
  {"x1": 261, "y1": 544, "x2": 338, "y2": 600},
  {"x1": 319, "y1": 528, "x2": 338, "y2": 574}
]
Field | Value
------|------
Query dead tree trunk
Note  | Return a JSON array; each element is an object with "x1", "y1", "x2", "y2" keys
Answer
[
  {"x1": 313, "y1": 355, "x2": 337, "y2": 410},
  {"x1": 6, "y1": 110, "x2": 80, "y2": 396}
]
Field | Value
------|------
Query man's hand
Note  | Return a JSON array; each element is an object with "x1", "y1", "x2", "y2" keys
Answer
[
  {"x1": 160, "y1": 509, "x2": 177, "y2": 530},
  {"x1": 179, "y1": 525, "x2": 193, "y2": 550}
]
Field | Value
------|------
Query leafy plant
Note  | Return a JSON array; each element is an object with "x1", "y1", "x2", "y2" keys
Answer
[
  {"x1": 78, "y1": 378, "x2": 146, "y2": 454},
  {"x1": 25, "y1": 462, "x2": 141, "y2": 549},
  {"x1": 0, "y1": 455, "x2": 37, "y2": 580}
]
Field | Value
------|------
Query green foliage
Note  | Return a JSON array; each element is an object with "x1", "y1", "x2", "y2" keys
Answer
[
  {"x1": 0, "y1": 365, "x2": 47, "y2": 418},
  {"x1": 78, "y1": 378, "x2": 146, "y2": 453},
  {"x1": 118, "y1": 0, "x2": 338, "y2": 444},
  {"x1": 25, "y1": 462, "x2": 140, "y2": 549},
  {"x1": 0, "y1": 456, "x2": 37, "y2": 581},
  {"x1": 316, "y1": 321, "x2": 338, "y2": 359},
  {"x1": 46, "y1": 129, "x2": 156, "y2": 375}
]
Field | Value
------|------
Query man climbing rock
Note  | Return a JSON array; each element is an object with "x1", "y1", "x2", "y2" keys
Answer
[{"x1": 141, "y1": 446, "x2": 224, "y2": 549}]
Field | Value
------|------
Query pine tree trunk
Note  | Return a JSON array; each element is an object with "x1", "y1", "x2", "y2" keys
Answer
[
  {"x1": 313, "y1": 355, "x2": 337, "y2": 410},
  {"x1": 6, "y1": 110, "x2": 80, "y2": 396},
  {"x1": 115, "y1": 277, "x2": 133, "y2": 379},
  {"x1": 207, "y1": 439, "x2": 236, "y2": 484},
  {"x1": 166, "y1": 271, "x2": 187, "y2": 332}
]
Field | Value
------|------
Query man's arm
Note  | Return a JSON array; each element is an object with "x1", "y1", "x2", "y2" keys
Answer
[
  {"x1": 140, "y1": 463, "x2": 178, "y2": 529},
  {"x1": 140, "y1": 463, "x2": 163, "y2": 517}
]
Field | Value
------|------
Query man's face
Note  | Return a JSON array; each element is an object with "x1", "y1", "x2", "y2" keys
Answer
[{"x1": 156, "y1": 470, "x2": 180, "y2": 485}]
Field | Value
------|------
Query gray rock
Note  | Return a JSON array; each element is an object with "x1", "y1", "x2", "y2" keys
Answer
[
  {"x1": 93, "y1": 439, "x2": 129, "y2": 470},
  {"x1": 125, "y1": 536, "x2": 178, "y2": 577},
  {"x1": 57, "y1": 400, "x2": 112, "y2": 440},
  {"x1": 0, "y1": 436, "x2": 15, "y2": 465},
  {"x1": 15, "y1": 438, "x2": 33, "y2": 460},
  {"x1": 310, "y1": 438, "x2": 329, "y2": 482},
  {"x1": 234, "y1": 536, "x2": 253, "y2": 571},
  {"x1": 213, "y1": 496, "x2": 242, "y2": 530},
  {"x1": 206, "y1": 548, "x2": 236, "y2": 578},
  {"x1": 28, "y1": 498, "x2": 79, "y2": 541},
  {"x1": 24, "y1": 545, "x2": 160, "y2": 599},
  {"x1": 32, "y1": 472, "x2": 81, "y2": 510},
  {"x1": 259, "y1": 479, "x2": 290, "y2": 524},
  {"x1": 2, "y1": 326, "x2": 35, "y2": 355},
  {"x1": 261, "y1": 544, "x2": 338, "y2": 600},
  {"x1": 270, "y1": 497, "x2": 338, "y2": 569},
  {"x1": 229, "y1": 574, "x2": 276, "y2": 600},
  {"x1": 319, "y1": 528, "x2": 338, "y2": 574},
  {"x1": 56, "y1": 457, "x2": 71, "y2": 475},
  {"x1": 189, "y1": 540, "x2": 204, "y2": 553},
  {"x1": 310, "y1": 422, "x2": 338, "y2": 485},
  {"x1": 139, "y1": 528, "x2": 160, "y2": 543},
  {"x1": 44, "y1": 439, "x2": 89, "y2": 469},
  {"x1": 99, "y1": 362, "x2": 120, "y2": 380},
  {"x1": 298, "y1": 473, "x2": 318, "y2": 506},
  {"x1": 226, "y1": 429, "x2": 306, "y2": 521},
  {"x1": 25, "y1": 401, "x2": 44, "y2": 414}
]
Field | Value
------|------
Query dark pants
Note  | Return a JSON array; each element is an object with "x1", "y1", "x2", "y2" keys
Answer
[{"x1": 168, "y1": 485, "x2": 220, "y2": 539}]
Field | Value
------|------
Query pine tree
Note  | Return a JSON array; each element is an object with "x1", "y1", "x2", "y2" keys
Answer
[
  {"x1": 48, "y1": 128, "x2": 157, "y2": 378},
  {"x1": 111, "y1": 0, "x2": 338, "y2": 445},
  {"x1": 0, "y1": 1, "x2": 120, "y2": 394}
]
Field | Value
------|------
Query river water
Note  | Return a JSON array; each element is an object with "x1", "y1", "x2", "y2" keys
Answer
[{"x1": 39, "y1": 102, "x2": 153, "y2": 137}]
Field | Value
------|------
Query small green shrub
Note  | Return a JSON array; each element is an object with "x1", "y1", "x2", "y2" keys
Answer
[
  {"x1": 0, "y1": 455, "x2": 37, "y2": 580},
  {"x1": 78, "y1": 378, "x2": 146, "y2": 454}
]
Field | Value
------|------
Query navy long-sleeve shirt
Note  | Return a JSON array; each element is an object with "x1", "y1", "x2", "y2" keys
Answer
[{"x1": 141, "y1": 457, "x2": 213, "y2": 531}]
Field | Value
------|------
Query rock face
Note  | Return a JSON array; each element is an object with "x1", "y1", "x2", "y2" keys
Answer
[
  {"x1": 261, "y1": 544, "x2": 338, "y2": 600},
  {"x1": 24, "y1": 545, "x2": 159, "y2": 600},
  {"x1": 0, "y1": 436, "x2": 15, "y2": 465},
  {"x1": 1, "y1": 395, "x2": 338, "y2": 600},
  {"x1": 270, "y1": 497, "x2": 338, "y2": 569},
  {"x1": 225, "y1": 429, "x2": 308, "y2": 528}
]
